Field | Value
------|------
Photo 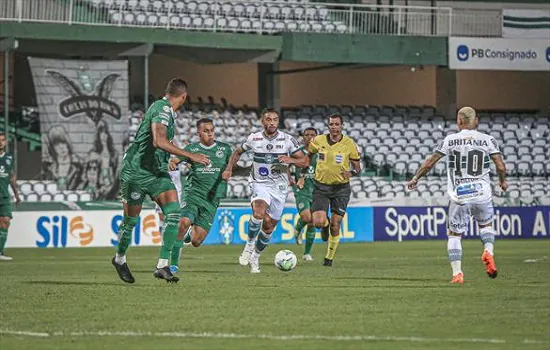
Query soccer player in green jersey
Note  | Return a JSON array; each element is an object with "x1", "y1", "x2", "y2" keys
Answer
[
  {"x1": 166, "y1": 118, "x2": 232, "y2": 273},
  {"x1": 292, "y1": 127, "x2": 319, "y2": 261},
  {"x1": 0, "y1": 134, "x2": 21, "y2": 261},
  {"x1": 112, "y1": 78, "x2": 209, "y2": 284}
]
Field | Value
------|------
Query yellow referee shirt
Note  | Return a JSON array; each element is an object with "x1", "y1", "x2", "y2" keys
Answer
[{"x1": 308, "y1": 134, "x2": 361, "y2": 185}]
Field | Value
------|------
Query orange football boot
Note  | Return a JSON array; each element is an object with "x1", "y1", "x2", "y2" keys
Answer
[
  {"x1": 482, "y1": 251, "x2": 498, "y2": 278},
  {"x1": 450, "y1": 273, "x2": 464, "y2": 284}
]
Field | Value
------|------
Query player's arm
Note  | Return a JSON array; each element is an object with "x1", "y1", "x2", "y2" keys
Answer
[
  {"x1": 342, "y1": 141, "x2": 362, "y2": 179},
  {"x1": 490, "y1": 153, "x2": 508, "y2": 191},
  {"x1": 279, "y1": 150, "x2": 309, "y2": 168},
  {"x1": 151, "y1": 123, "x2": 209, "y2": 165},
  {"x1": 222, "y1": 146, "x2": 246, "y2": 180},
  {"x1": 406, "y1": 153, "x2": 443, "y2": 190},
  {"x1": 9, "y1": 172, "x2": 21, "y2": 205}
]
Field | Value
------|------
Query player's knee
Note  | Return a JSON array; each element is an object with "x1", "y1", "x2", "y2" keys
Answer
[
  {"x1": 329, "y1": 221, "x2": 341, "y2": 236},
  {"x1": 191, "y1": 239, "x2": 202, "y2": 247},
  {"x1": 447, "y1": 231, "x2": 461, "y2": 237},
  {"x1": 479, "y1": 225, "x2": 495, "y2": 244},
  {"x1": 0, "y1": 219, "x2": 9, "y2": 229},
  {"x1": 301, "y1": 211, "x2": 312, "y2": 224}
]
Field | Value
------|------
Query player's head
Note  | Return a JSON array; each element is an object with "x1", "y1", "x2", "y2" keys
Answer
[
  {"x1": 260, "y1": 108, "x2": 279, "y2": 135},
  {"x1": 302, "y1": 127, "x2": 318, "y2": 145},
  {"x1": 196, "y1": 118, "x2": 215, "y2": 146},
  {"x1": 457, "y1": 106, "x2": 478, "y2": 130},
  {"x1": 0, "y1": 134, "x2": 6, "y2": 152},
  {"x1": 327, "y1": 113, "x2": 343, "y2": 137},
  {"x1": 165, "y1": 78, "x2": 188, "y2": 110}
]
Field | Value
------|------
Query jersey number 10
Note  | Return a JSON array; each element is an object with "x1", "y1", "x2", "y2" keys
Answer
[{"x1": 451, "y1": 150, "x2": 484, "y2": 177}]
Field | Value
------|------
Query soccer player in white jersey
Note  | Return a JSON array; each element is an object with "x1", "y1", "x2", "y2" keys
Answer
[
  {"x1": 406, "y1": 107, "x2": 508, "y2": 284},
  {"x1": 222, "y1": 109, "x2": 309, "y2": 273}
]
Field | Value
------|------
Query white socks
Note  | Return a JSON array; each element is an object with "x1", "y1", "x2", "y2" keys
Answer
[
  {"x1": 115, "y1": 253, "x2": 126, "y2": 265},
  {"x1": 447, "y1": 235, "x2": 463, "y2": 276},
  {"x1": 156, "y1": 258, "x2": 169, "y2": 269}
]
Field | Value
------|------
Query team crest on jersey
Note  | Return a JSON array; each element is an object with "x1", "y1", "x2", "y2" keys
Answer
[
  {"x1": 216, "y1": 149, "x2": 224, "y2": 158},
  {"x1": 130, "y1": 192, "x2": 141, "y2": 200},
  {"x1": 163, "y1": 106, "x2": 170, "y2": 112},
  {"x1": 264, "y1": 154, "x2": 275, "y2": 163},
  {"x1": 180, "y1": 201, "x2": 187, "y2": 209},
  {"x1": 217, "y1": 210, "x2": 235, "y2": 245},
  {"x1": 5, "y1": 159, "x2": 10, "y2": 166},
  {"x1": 298, "y1": 203, "x2": 304, "y2": 209}
]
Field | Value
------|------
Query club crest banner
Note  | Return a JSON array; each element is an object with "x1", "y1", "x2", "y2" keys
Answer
[{"x1": 28, "y1": 58, "x2": 130, "y2": 200}]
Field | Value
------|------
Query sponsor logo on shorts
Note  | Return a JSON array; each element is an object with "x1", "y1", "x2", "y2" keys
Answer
[
  {"x1": 298, "y1": 203, "x2": 304, "y2": 209},
  {"x1": 130, "y1": 192, "x2": 141, "y2": 200},
  {"x1": 217, "y1": 210, "x2": 235, "y2": 245},
  {"x1": 163, "y1": 106, "x2": 170, "y2": 112},
  {"x1": 180, "y1": 201, "x2": 187, "y2": 208},
  {"x1": 258, "y1": 167, "x2": 269, "y2": 176}
]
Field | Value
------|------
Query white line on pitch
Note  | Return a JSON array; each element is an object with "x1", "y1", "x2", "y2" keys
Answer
[{"x1": 0, "y1": 329, "x2": 548, "y2": 345}]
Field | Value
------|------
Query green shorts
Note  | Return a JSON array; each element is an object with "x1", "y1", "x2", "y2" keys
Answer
[
  {"x1": 120, "y1": 174, "x2": 176, "y2": 206},
  {"x1": 181, "y1": 194, "x2": 219, "y2": 232},
  {"x1": 0, "y1": 201, "x2": 12, "y2": 218},
  {"x1": 295, "y1": 194, "x2": 312, "y2": 214}
]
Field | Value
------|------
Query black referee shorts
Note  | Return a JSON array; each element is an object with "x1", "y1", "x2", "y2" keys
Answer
[{"x1": 311, "y1": 181, "x2": 351, "y2": 216}]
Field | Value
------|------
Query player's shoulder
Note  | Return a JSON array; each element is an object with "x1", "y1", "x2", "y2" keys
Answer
[
  {"x1": 247, "y1": 131, "x2": 264, "y2": 140},
  {"x1": 217, "y1": 141, "x2": 233, "y2": 150},
  {"x1": 185, "y1": 142, "x2": 200, "y2": 151},
  {"x1": 343, "y1": 135, "x2": 358, "y2": 145},
  {"x1": 312, "y1": 134, "x2": 327, "y2": 144}
]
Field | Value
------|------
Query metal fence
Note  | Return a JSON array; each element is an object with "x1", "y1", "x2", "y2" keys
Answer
[{"x1": 0, "y1": 0, "x2": 502, "y2": 37}]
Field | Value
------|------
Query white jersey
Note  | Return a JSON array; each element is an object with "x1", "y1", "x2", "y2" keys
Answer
[
  {"x1": 436, "y1": 129, "x2": 500, "y2": 204},
  {"x1": 242, "y1": 130, "x2": 302, "y2": 189}
]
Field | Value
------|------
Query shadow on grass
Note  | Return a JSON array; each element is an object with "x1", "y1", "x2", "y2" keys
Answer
[
  {"x1": 334, "y1": 276, "x2": 443, "y2": 283},
  {"x1": 24, "y1": 280, "x2": 151, "y2": 287}
]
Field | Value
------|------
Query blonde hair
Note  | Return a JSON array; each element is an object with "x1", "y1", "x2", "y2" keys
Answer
[{"x1": 458, "y1": 106, "x2": 477, "y2": 127}]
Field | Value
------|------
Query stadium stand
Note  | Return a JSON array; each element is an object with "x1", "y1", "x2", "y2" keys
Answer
[
  {"x1": 13, "y1": 101, "x2": 549, "y2": 203},
  {"x1": 88, "y1": 0, "x2": 350, "y2": 34}
]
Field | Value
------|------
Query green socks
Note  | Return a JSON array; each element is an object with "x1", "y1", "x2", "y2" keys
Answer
[
  {"x1": 0, "y1": 228, "x2": 8, "y2": 254},
  {"x1": 304, "y1": 226, "x2": 315, "y2": 255},
  {"x1": 295, "y1": 218, "x2": 306, "y2": 235},
  {"x1": 170, "y1": 239, "x2": 184, "y2": 267},
  {"x1": 116, "y1": 216, "x2": 139, "y2": 255}
]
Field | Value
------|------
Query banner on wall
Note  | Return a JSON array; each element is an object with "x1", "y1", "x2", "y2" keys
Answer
[
  {"x1": 27, "y1": 58, "x2": 130, "y2": 200},
  {"x1": 503, "y1": 9, "x2": 550, "y2": 39},
  {"x1": 6, "y1": 207, "x2": 374, "y2": 248},
  {"x1": 373, "y1": 206, "x2": 550, "y2": 242},
  {"x1": 448, "y1": 37, "x2": 550, "y2": 71}
]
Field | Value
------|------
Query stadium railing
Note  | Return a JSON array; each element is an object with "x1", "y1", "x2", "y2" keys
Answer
[{"x1": 0, "y1": 0, "x2": 502, "y2": 37}]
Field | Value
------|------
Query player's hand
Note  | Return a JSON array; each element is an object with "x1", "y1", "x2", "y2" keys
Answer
[
  {"x1": 168, "y1": 159, "x2": 179, "y2": 171},
  {"x1": 406, "y1": 178, "x2": 418, "y2": 191},
  {"x1": 278, "y1": 155, "x2": 294, "y2": 165},
  {"x1": 191, "y1": 153, "x2": 210, "y2": 165},
  {"x1": 222, "y1": 169, "x2": 232, "y2": 181},
  {"x1": 499, "y1": 179, "x2": 509, "y2": 192},
  {"x1": 296, "y1": 177, "x2": 305, "y2": 189},
  {"x1": 15, "y1": 195, "x2": 21, "y2": 205},
  {"x1": 341, "y1": 170, "x2": 353, "y2": 179}
]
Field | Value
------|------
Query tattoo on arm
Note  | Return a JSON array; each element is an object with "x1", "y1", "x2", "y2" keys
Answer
[
  {"x1": 414, "y1": 153, "x2": 443, "y2": 180},
  {"x1": 226, "y1": 148, "x2": 244, "y2": 170},
  {"x1": 491, "y1": 153, "x2": 507, "y2": 182}
]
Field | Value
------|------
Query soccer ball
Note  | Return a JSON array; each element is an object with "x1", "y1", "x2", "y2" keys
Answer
[{"x1": 274, "y1": 250, "x2": 297, "y2": 272}]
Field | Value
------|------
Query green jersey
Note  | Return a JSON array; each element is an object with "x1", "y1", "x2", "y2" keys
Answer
[
  {"x1": 293, "y1": 153, "x2": 318, "y2": 198},
  {"x1": 121, "y1": 98, "x2": 176, "y2": 182},
  {"x1": 0, "y1": 153, "x2": 13, "y2": 200},
  {"x1": 179, "y1": 142, "x2": 232, "y2": 201}
]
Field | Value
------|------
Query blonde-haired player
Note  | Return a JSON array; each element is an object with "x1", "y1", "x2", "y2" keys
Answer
[{"x1": 407, "y1": 106, "x2": 508, "y2": 284}]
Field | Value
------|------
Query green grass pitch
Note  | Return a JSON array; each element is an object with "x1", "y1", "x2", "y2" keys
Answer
[{"x1": 0, "y1": 240, "x2": 548, "y2": 350}]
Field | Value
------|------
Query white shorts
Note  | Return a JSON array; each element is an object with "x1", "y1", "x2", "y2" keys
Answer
[
  {"x1": 447, "y1": 200, "x2": 494, "y2": 235},
  {"x1": 155, "y1": 172, "x2": 183, "y2": 215},
  {"x1": 250, "y1": 182, "x2": 288, "y2": 221}
]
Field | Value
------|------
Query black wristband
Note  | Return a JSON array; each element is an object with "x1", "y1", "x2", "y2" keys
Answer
[{"x1": 351, "y1": 169, "x2": 358, "y2": 177}]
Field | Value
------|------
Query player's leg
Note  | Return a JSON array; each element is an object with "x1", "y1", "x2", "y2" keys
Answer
[
  {"x1": 190, "y1": 200, "x2": 217, "y2": 247},
  {"x1": 170, "y1": 200, "x2": 198, "y2": 273},
  {"x1": 447, "y1": 201, "x2": 469, "y2": 284},
  {"x1": 294, "y1": 197, "x2": 308, "y2": 245},
  {"x1": 249, "y1": 193, "x2": 283, "y2": 274},
  {"x1": 239, "y1": 183, "x2": 270, "y2": 266},
  {"x1": 311, "y1": 184, "x2": 331, "y2": 242},
  {"x1": 112, "y1": 180, "x2": 143, "y2": 283},
  {"x1": 151, "y1": 177, "x2": 180, "y2": 283},
  {"x1": 299, "y1": 207, "x2": 315, "y2": 260},
  {"x1": 473, "y1": 201, "x2": 497, "y2": 278},
  {"x1": 0, "y1": 207, "x2": 13, "y2": 260},
  {"x1": 322, "y1": 185, "x2": 351, "y2": 267}
]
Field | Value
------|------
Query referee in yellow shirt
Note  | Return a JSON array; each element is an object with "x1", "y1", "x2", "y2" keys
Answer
[{"x1": 307, "y1": 114, "x2": 362, "y2": 266}]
